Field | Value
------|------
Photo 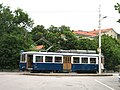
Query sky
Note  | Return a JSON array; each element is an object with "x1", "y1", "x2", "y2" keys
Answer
[{"x1": 1, "y1": 0, "x2": 120, "y2": 33}]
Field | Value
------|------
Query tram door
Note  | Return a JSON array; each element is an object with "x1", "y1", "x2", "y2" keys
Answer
[
  {"x1": 63, "y1": 56, "x2": 71, "y2": 72},
  {"x1": 27, "y1": 55, "x2": 33, "y2": 70}
]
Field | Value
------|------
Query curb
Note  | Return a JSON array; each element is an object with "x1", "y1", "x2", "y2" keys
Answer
[{"x1": 21, "y1": 73, "x2": 113, "y2": 76}]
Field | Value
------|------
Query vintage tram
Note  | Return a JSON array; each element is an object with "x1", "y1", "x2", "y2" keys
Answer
[{"x1": 19, "y1": 50, "x2": 104, "y2": 73}]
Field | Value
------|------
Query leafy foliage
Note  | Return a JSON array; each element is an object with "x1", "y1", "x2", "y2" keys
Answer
[
  {"x1": 31, "y1": 25, "x2": 78, "y2": 51},
  {"x1": 101, "y1": 35, "x2": 120, "y2": 70},
  {"x1": 0, "y1": 4, "x2": 33, "y2": 70},
  {"x1": 115, "y1": 3, "x2": 120, "y2": 23}
]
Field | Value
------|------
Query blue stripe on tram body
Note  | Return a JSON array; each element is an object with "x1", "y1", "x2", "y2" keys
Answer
[
  {"x1": 19, "y1": 63, "x2": 26, "y2": 70},
  {"x1": 72, "y1": 64, "x2": 99, "y2": 72},
  {"x1": 33, "y1": 63, "x2": 63, "y2": 71}
]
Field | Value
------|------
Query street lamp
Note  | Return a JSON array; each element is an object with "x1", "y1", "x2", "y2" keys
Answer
[{"x1": 98, "y1": 5, "x2": 107, "y2": 74}]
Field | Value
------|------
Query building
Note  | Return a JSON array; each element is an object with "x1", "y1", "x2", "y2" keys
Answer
[
  {"x1": 73, "y1": 28, "x2": 118, "y2": 39},
  {"x1": 73, "y1": 30, "x2": 96, "y2": 39},
  {"x1": 89, "y1": 28, "x2": 117, "y2": 39}
]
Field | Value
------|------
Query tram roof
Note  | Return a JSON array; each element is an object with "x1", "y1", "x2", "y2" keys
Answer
[{"x1": 22, "y1": 51, "x2": 101, "y2": 57}]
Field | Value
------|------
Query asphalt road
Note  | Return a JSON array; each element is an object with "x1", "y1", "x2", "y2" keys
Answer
[{"x1": 0, "y1": 72, "x2": 119, "y2": 90}]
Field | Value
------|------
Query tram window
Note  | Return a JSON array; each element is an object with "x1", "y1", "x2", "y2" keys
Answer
[
  {"x1": 55, "y1": 56, "x2": 62, "y2": 63},
  {"x1": 73, "y1": 57, "x2": 79, "y2": 63},
  {"x1": 21, "y1": 54, "x2": 25, "y2": 62},
  {"x1": 81, "y1": 57, "x2": 88, "y2": 63},
  {"x1": 45, "y1": 56, "x2": 53, "y2": 62},
  {"x1": 36, "y1": 56, "x2": 43, "y2": 62},
  {"x1": 90, "y1": 58, "x2": 96, "y2": 64}
]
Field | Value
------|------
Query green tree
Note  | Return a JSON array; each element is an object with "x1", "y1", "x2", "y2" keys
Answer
[
  {"x1": 44, "y1": 25, "x2": 74, "y2": 51},
  {"x1": 76, "y1": 39, "x2": 97, "y2": 50},
  {"x1": 101, "y1": 35, "x2": 120, "y2": 70},
  {"x1": 0, "y1": 4, "x2": 33, "y2": 70},
  {"x1": 31, "y1": 25, "x2": 78, "y2": 51},
  {"x1": 115, "y1": 3, "x2": 120, "y2": 23},
  {"x1": 59, "y1": 30, "x2": 78, "y2": 50},
  {"x1": 31, "y1": 25, "x2": 46, "y2": 40}
]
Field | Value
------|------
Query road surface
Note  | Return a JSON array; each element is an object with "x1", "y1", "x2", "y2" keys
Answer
[{"x1": 0, "y1": 72, "x2": 119, "y2": 90}]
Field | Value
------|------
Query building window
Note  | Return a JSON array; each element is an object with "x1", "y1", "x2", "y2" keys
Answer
[
  {"x1": 55, "y1": 56, "x2": 62, "y2": 63},
  {"x1": 81, "y1": 57, "x2": 88, "y2": 64},
  {"x1": 90, "y1": 58, "x2": 96, "y2": 64},
  {"x1": 36, "y1": 56, "x2": 43, "y2": 62},
  {"x1": 45, "y1": 56, "x2": 53, "y2": 62},
  {"x1": 73, "y1": 57, "x2": 79, "y2": 63}
]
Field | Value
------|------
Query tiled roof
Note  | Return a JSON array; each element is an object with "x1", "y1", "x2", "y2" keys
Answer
[
  {"x1": 35, "y1": 45, "x2": 44, "y2": 50},
  {"x1": 73, "y1": 30, "x2": 96, "y2": 37},
  {"x1": 89, "y1": 28, "x2": 113, "y2": 34},
  {"x1": 73, "y1": 28, "x2": 113, "y2": 37}
]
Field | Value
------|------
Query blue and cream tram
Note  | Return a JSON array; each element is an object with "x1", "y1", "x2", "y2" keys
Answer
[{"x1": 19, "y1": 51, "x2": 104, "y2": 73}]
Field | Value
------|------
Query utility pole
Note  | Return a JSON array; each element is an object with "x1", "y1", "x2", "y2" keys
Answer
[{"x1": 98, "y1": 4, "x2": 101, "y2": 74}]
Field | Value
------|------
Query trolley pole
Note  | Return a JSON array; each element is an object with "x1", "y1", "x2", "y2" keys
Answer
[{"x1": 98, "y1": 4, "x2": 101, "y2": 74}]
